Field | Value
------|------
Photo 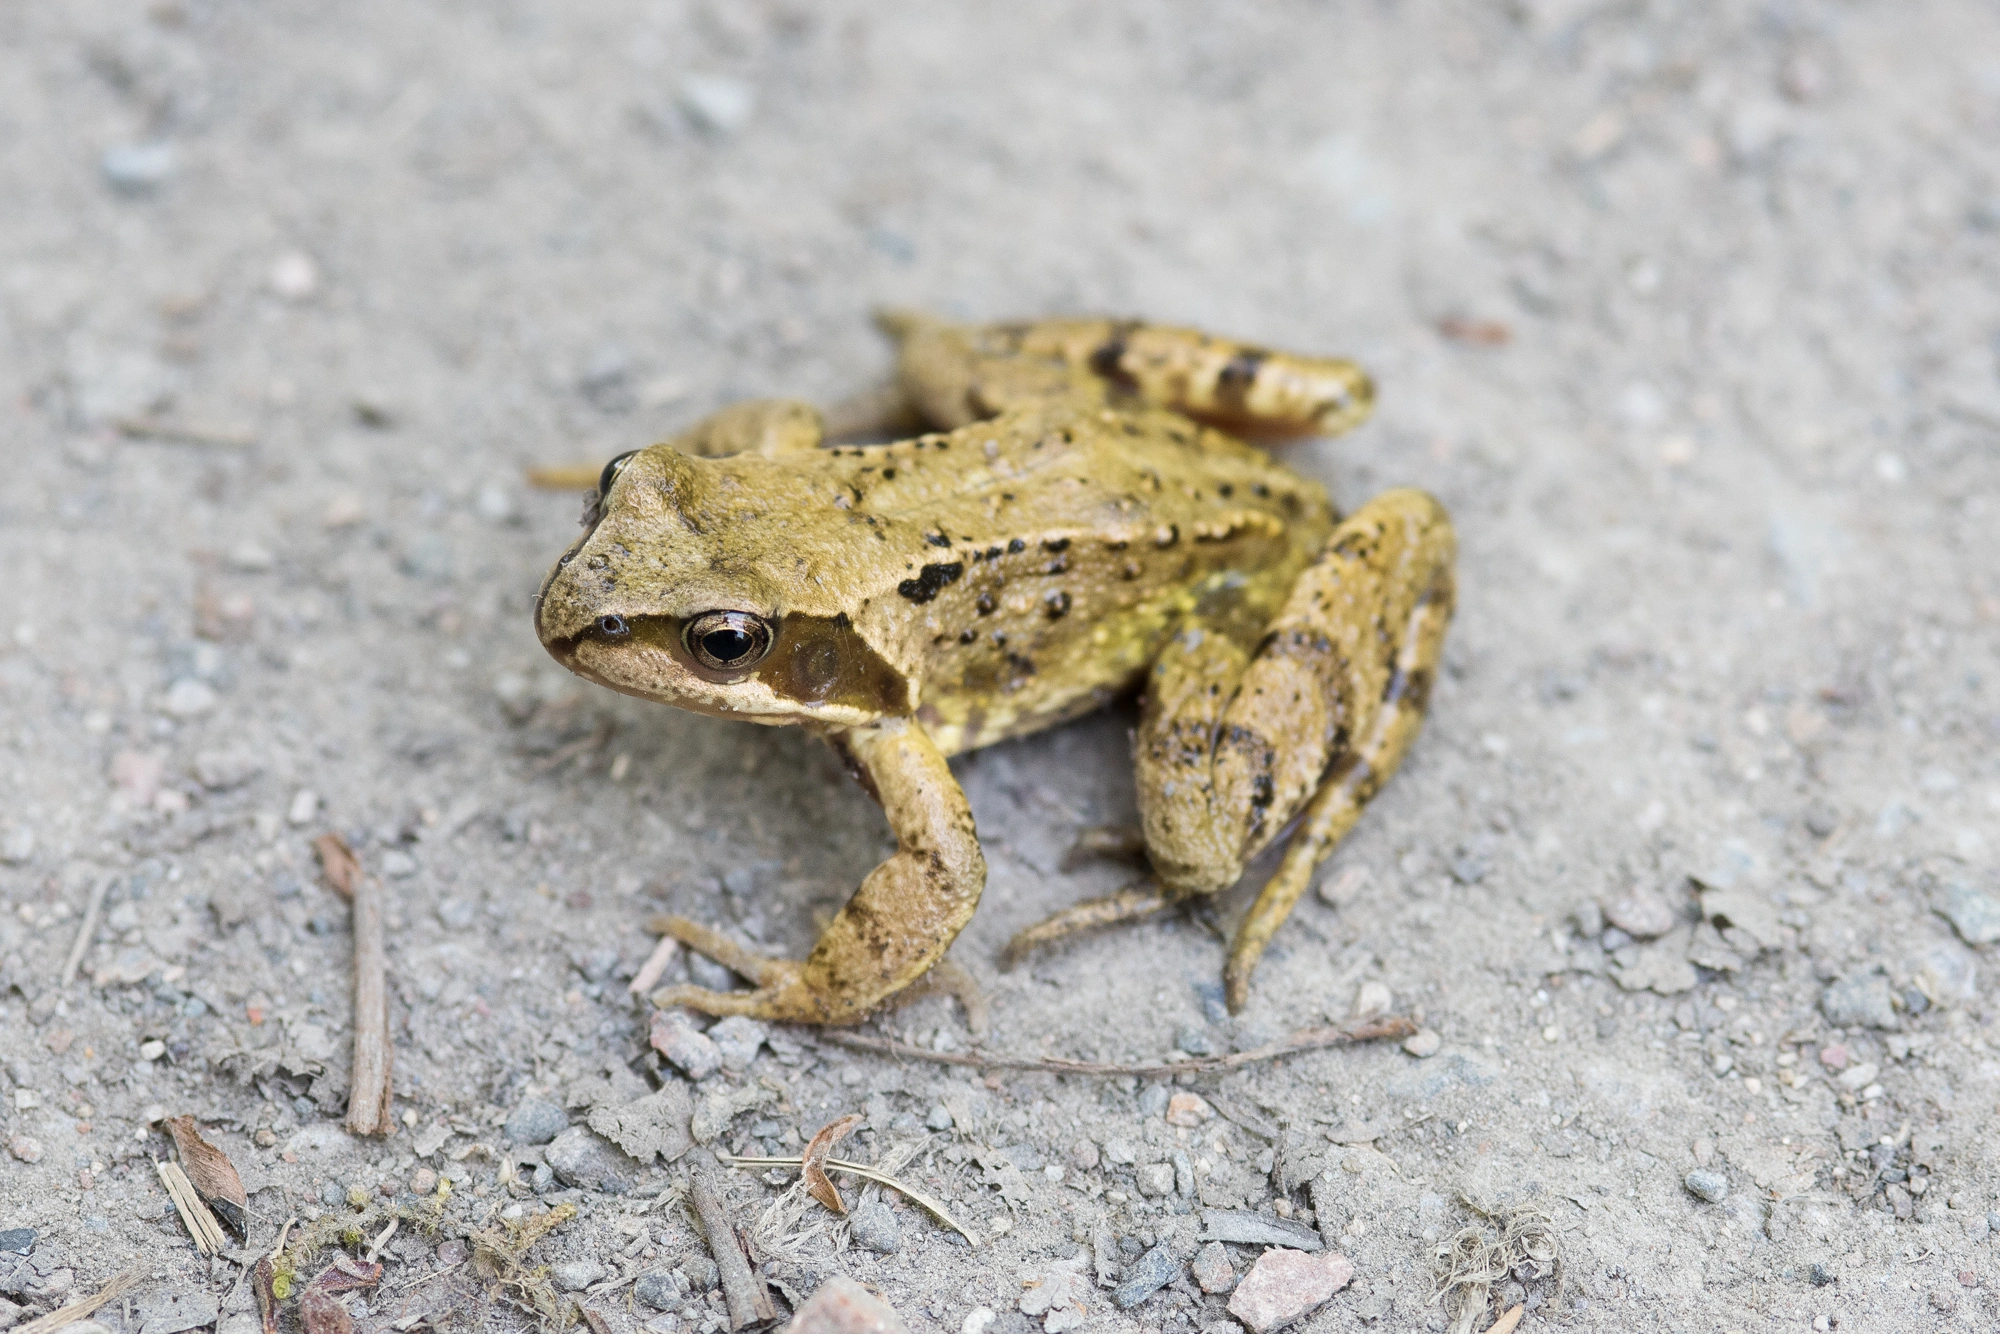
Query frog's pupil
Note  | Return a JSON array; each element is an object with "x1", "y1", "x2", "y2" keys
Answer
[
  {"x1": 597, "y1": 450, "x2": 636, "y2": 498},
  {"x1": 702, "y1": 628, "x2": 754, "y2": 663}
]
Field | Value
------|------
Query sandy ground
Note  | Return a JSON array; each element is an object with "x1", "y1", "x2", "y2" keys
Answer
[{"x1": 3, "y1": 1, "x2": 1999, "y2": 1331}]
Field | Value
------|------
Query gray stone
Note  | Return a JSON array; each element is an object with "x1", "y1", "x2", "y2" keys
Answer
[
  {"x1": 101, "y1": 142, "x2": 177, "y2": 192},
  {"x1": 1911, "y1": 944, "x2": 1979, "y2": 1007},
  {"x1": 504, "y1": 1097, "x2": 567, "y2": 1145},
  {"x1": 709, "y1": 1016, "x2": 768, "y2": 1071},
  {"x1": 634, "y1": 1272, "x2": 683, "y2": 1308},
  {"x1": 1174, "y1": 1024, "x2": 1215, "y2": 1056},
  {"x1": 543, "y1": 1125, "x2": 645, "y2": 1194},
  {"x1": 848, "y1": 1200, "x2": 900, "y2": 1253},
  {"x1": 925, "y1": 1104, "x2": 955, "y2": 1131},
  {"x1": 1191, "y1": 1240, "x2": 1237, "y2": 1294},
  {"x1": 1684, "y1": 1169, "x2": 1729, "y2": 1203},
  {"x1": 650, "y1": 1010, "x2": 722, "y2": 1081},
  {"x1": 1937, "y1": 883, "x2": 2000, "y2": 946},
  {"x1": 552, "y1": 1259, "x2": 605, "y2": 1292},
  {"x1": 1135, "y1": 1163, "x2": 1177, "y2": 1197},
  {"x1": 679, "y1": 76, "x2": 756, "y2": 136},
  {"x1": 1112, "y1": 1243, "x2": 1181, "y2": 1308},
  {"x1": 1201, "y1": 1208, "x2": 1325, "y2": 1253},
  {"x1": 1821, "y1": 973, "x2": 1900, "y2": 1031},
  {"x1": 136, "y1": 1289, "x2": 220, "y2": 1334},
  {"x1": 1402, "y1": 1028, "x2": 1442, "y2": 1058},
  {"x1": 1603, "y1": 887, "x2": 1677, "y2": 939},
  {"x1": 0, "y1": 1231, "x2": 31, "y2": 1257},
  {"x1": 682, "y1": 1257, "x2": 720, "y2": 1292}
]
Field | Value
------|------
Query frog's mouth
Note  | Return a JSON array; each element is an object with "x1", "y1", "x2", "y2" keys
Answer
[{"x1": 542, "y1": 610, "x2": 913, "y2": 722}]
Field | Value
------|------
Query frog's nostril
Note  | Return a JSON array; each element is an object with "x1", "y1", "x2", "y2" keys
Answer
[{"x1": 597, "y1": 614, "x2": 631, "y2": 638}]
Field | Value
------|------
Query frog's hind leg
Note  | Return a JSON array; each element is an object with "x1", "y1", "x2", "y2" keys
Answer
[
  {"x1": 877, "y1": 309, "x2": 1374, "y2": 438},
  {"x1": 1137, "y1": 488, "x2": 1457, "y2": 1012}
]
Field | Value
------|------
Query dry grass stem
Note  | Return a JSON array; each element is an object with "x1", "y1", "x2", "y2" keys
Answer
[
  {"x1": 629, "y1": 934, "x2": 680, "y2": 995},
  {"x1": 113, "y1": 415, "x2": 256, "y2": 447},
  {"x1": 57, "y1": 876, "x2": 111, "y2": 988},
  {"x1": 470, "y1": 1201, "x2": 580, "y2": 1331},
  {"x1": 1487, "y1": 1306, "x2": 1525, "y2": 1334},
  {"x1": 816, "y1": 1015, "x2": 1417, "y2": 1077},
  {"x1": 16, "y1": 1269, "x2": 143, "y2": 1334},
  {"x1": 722, "y1": 1151, "x2": 976, "y2": 1246},
  {"x1": 157, "y1": 1158, "x2": 229, "y2": 1254},
  {"x1": 1431, "y1": 1198, "x2": 1563, "y2": 1334}
]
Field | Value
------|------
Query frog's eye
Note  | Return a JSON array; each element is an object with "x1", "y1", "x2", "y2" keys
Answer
[
  {"x1": 597, "y1": 450, "x2": 638, "y2": 499},
  {"x1": 684, "y1": 611, "x2": 773, "y2": 673},
  {"x1": 596, "y1": 615, "x2": 631, "y2": 639}
]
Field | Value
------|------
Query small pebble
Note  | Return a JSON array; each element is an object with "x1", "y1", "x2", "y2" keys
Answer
[
  {"x1": 0, "y1": 827, "x2": 34, "y2": 865},
  {"x1": 635, "y1": 1273, "x2": 681, "y2": 1309},
  {"x1": 1684, "y1": 1169, "x2": 1729, "y2": 1203},
  {"x1": 708, "y1": 1015, "x2": 768, "y2": 1072},
  {"x1": 847, "y1": 1200, "x2": 900, "y2": 1254},
  {"x1": 1191, "y1": 1240, "x2": 1237, "y2": 1294},
  {"x1": 1165, "y1": 1092, "x2": 1212, "y2": 1127},
  {"x1": 162, "y1": 679, "x2": 218, "y2": 718},
  {"x1": 1135, "y1": 1163, "x2": 1177, "y2": 1197},
  {"x1": 378, "y1": 1180, "x2": 400, "y2": 1197},
  {"x1": 410, "y1": 1167, "x2": 438, "y2": 1195},
  {"x1": 683, "y1": 1257, "x2": 719, "y2": 1292},
  {"x1": 503, "y1": 1098, "x2": 567, "y2": 1146},
  {"x1": 435, "y1": 1239, "x2": 470, "y2": 1266},
  {"x1": 1603, "y1": 887, "x2": 1677, "y2": 939},
  {"x1": 8, "y1": 1136, "x2": 44, "y2": 1164},
  {"x1": 1937, "y1": 883, "x2": 2000, "y2": 946},
  {"x1": 0, "y1": 1228, "x2": 34, "y2": 1256},
  {"x1": 1820, "y1": 973, "x2": 1899, "y2": 1031},
  {"x1": 139, "y1": 1040, "x2": 166, "y2": 1061},
  {"x1": 679, "y1": 75, "x2": 756, "y2": 135},
  {"x1": 287, "y1": 789, "x2": 319, "y2": 826},
  {"x1": 1066, "y1": 1139, "x2": 1100, "y2": 1172},
  {"x1": 1351, "y1": 981, "x2": 1392, "y2": 1020},
  {"x1": 269, "y1": 251, "x2": 319, "y2": 300},
  {"x1": 651, "y1": 1011, "x2": 722, "y2": 1080},
  {"x1": 1112, "y1": 1243, "x2": 1181, "y2": 1308},
  {"x1": 1227, "y1": 1250, "x2": 1354, "y2": 1333},
  {"x1": 1402, "y1": 1028, "x2": 1442, "y2": 1058},
  {"x1": 785, "y1": 1277, "x2": 908, "y2": 1334},
  {"x1": 552, "y1": 1259, "x2": 605, "y2": 1292},
  {"x1": 101, "y1": 141, "x2": 177, "y2": 192},
  {"x1": 924, "y1": 1105, "x2": 954, "y2": 1132}
]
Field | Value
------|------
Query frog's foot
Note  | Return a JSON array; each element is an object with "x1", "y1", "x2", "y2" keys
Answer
[
  {"x1": 647, "y1": 916, "x2": 819, "y2": 1023},
  {"x1": 999, "y1": 883, "x2": 1174, "y2": 971},
  {"x1": 1058, "y1": 823, "x2": 1149, "y2": 872}
]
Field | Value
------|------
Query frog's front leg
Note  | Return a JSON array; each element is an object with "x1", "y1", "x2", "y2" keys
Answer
[
  {"x1": 1140, "y1": 488, "x2": 1456, "y2": 1011},
  {"x1": 653, "y1": 718, "x2": 986, "y2": 1025}
]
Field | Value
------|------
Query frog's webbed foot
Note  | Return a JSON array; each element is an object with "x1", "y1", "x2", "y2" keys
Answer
[
  {"x1": 1057, "y1": 823, "x2": 1149, "y2": 872},
  {"x1": 648, "y1": 916, "x2": 818, "y2": 1022},
  {"x1": 999, "y1": 883, "x2": 1175, "y2": 971}
]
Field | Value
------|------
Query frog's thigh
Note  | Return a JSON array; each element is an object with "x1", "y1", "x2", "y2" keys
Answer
[
  {"x1": 656, "y1": 718, "x2": 986, "y2": 1024},
  {"x1": 671, "y1": 399, "x2": 825, "y2": 458},
  {"x1": 1136, "y1": 490, "x2": 1455, "y2": 1003}
]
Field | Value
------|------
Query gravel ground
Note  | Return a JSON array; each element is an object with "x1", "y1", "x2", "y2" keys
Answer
[{"x1": 3, "y1": 2, "x2": 1999, "y2": 1332}]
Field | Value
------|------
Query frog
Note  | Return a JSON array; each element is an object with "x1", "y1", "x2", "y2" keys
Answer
[{"x1": 534, "y1": 311, "x2": 1455, "y2": 1025}]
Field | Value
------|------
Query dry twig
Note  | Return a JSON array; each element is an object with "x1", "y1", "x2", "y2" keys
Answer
[
  {"x1": 315, "y1": 833, "x2": 394, "y2": 1136},
  {"x1": 113, "y1": 415, "x2": 256, "y2": 448},
  {"x1": 689, "y1": 1165, "x2": 778, "y2": 1331},
  {"x1": 815, "y1": 1015, "x2": 1417, "y2": 1077},
  {"x1": 720, "y1": 1152, "x2": 977, "y2": 1247},
  {"x1": 157, "y1": 1158, "x2": 229, "y2": 1254},
  {"x1": 16, "y1": 1268, "x2": 142, "y2": 1334},
  {"x1": 629, "y1": 933, "x2": 680, "y2": 995},
  {"x1": 57, "y1": 875, "x2": 111, "y2": 987}
]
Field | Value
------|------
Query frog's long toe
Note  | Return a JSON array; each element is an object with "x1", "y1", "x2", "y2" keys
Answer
[
  {"x1": 999, "y1": 883, "x2": 1174, "y2": 970},
  {"x1": 649, "y1": 914, "x2": 790, "y2": 986}
]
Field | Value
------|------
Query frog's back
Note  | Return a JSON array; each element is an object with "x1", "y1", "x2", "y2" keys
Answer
[{"x1": 818, "y1": 399, "x2": 1336, "y2": 754}]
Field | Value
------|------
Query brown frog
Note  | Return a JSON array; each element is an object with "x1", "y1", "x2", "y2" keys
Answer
[{"x1": 535, "y1": 312, "x2": 1455, "y2": 1023}]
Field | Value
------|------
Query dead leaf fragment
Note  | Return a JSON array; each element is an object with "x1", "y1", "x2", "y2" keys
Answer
[
  {"x1": 802, "y1": 1114, "x2": 865, "y2": 1215},
  {"x1": 164, "y1": 1115, "x2": 249, "y2": 1239},
  {"x1": 314, "y1": 833, "x2": 363, "y2": 899},
  {"x1": 300, "y1": 1256, "x2": 382, "y2": 1334}
]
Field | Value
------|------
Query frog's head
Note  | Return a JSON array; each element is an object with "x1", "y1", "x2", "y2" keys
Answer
[{"x1": 534, "y1": 444, "x2": 912, "y2": 727}]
